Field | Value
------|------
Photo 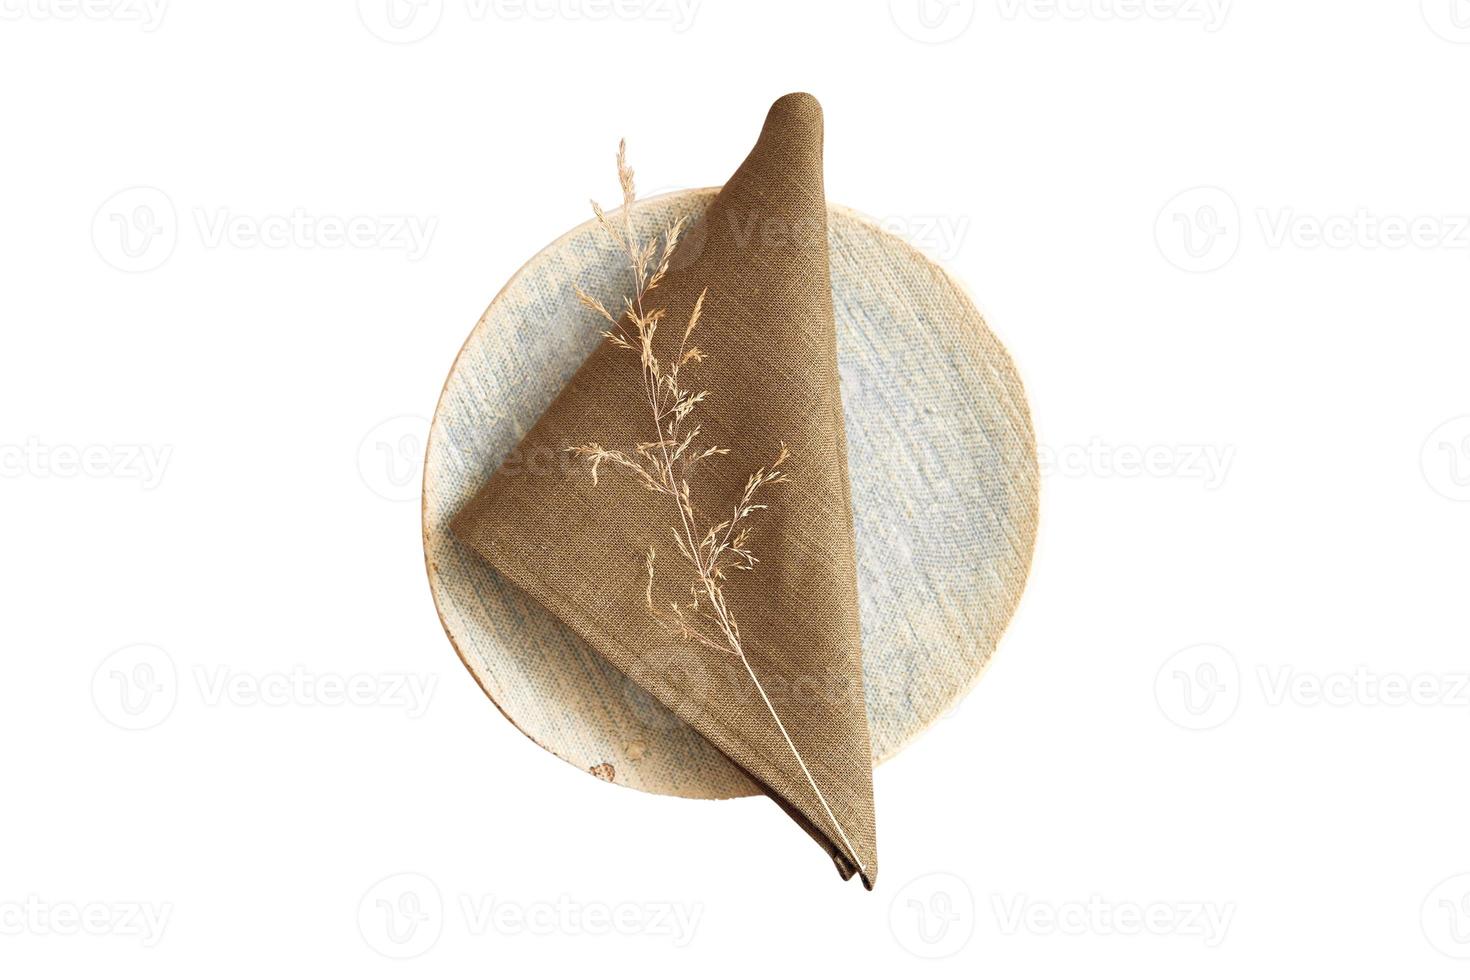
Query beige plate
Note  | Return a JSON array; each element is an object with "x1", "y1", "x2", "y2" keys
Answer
[{"x1": 423, "y1": 189, "x2": 1037, "y2": 799}]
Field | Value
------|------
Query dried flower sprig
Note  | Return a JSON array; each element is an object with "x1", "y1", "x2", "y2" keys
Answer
[{"x1": 567, "y1": 142, "x2": 864, "y2": 876}]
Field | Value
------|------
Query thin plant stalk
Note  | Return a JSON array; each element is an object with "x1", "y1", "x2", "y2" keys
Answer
[{"x1": 568, "y1": 142, "x2": 865, "y2": 876}]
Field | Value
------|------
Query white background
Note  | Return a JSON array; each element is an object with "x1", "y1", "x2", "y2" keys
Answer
[{"x1": 3, "y1": 0, "x2": 1469, "y2": 976}]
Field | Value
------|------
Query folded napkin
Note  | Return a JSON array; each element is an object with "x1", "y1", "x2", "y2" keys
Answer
[{"x1": 451, "y1": 93, "x2": 877, "y2": 886}]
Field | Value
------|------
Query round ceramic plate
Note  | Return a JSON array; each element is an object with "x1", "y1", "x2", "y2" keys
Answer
[{"x1": 423, "y1": 189, "x2": 1037, "y2": 799}]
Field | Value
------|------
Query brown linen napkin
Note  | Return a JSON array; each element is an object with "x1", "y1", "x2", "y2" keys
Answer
[{"x1": 451, "y1": 92, "x2": 877, "y2": 887}]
